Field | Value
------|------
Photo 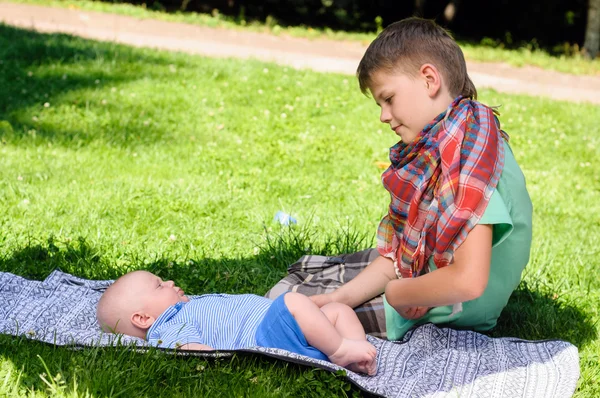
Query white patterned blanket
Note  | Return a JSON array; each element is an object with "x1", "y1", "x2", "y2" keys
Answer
[{"x1": 0, "y1": 270, "x2": 580, "y2": 398}]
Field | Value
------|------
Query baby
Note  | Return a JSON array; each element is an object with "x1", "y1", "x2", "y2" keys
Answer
[{"x1": 96, "y1": 270, "x2": 377, "y2": 375}]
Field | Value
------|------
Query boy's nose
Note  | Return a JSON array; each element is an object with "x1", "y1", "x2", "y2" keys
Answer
[{"x1": 380, "y1": 108, "x2": 391, "y2": 124}]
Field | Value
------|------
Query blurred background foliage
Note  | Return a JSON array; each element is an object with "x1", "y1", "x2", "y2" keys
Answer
[{"x1": 103, "y1": 0, "x2": 594, "y2": 56}]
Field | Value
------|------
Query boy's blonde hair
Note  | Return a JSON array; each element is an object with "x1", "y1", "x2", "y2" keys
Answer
[{"x1": 357, "y1": 17, "x2": 477, "y2": 99}]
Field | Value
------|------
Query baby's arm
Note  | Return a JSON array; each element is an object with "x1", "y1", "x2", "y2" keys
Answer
[
  {"x1": 148, "y1": 323, "x2": 207, "y2": 350},
  {"x1": 178, "y1": 343, "x2": 213, "y2": 351},
  {"x1": 385, "y1": 225, "x2": 493, "y2": 310}
]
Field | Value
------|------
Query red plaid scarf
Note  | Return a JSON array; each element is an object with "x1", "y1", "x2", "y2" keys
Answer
[{"x1": 377, "y1": 97, "x2": 507, "y2": 278}]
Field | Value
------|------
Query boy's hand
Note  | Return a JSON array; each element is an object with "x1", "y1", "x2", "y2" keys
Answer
[
  {"x1": 397, "y1": 306, "x2": 429, "y2": 319},
  {"x1": 309, "y1": 293, "x2": 334, "y2": 308}
]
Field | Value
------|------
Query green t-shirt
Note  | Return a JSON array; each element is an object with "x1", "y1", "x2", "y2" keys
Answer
[{"x1": 384, "y1": 141, "x2": 533, "y2": 340}]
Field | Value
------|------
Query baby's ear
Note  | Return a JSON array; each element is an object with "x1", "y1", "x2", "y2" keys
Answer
[{"x1": 131, "y1": 312, "x2": 156, "y2": 329}]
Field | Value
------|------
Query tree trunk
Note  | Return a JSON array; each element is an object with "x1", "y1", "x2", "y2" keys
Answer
[{"x1": 584, "y1": 0, "x2": 600, "y2": 59}]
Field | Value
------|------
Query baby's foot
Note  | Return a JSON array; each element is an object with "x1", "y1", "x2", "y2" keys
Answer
[
  {"x1": 328, "y1": 339, "x2": 377, "y2": 376},
  {"x1": 347, "y1": 359, "x2": 378, "y2": 376}
]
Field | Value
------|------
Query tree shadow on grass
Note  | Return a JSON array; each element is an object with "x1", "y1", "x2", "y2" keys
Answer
[
  {"x1": 0, "y1": 24, "x2": 194, "y2": 147},
  {"x1": 492, "y1": 281, "x2": 598, "y2": 347}
]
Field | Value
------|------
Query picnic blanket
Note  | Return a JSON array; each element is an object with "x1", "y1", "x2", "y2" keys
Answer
[{"x1": 0, "y1": 266, "x2": 580, "y2": 398}]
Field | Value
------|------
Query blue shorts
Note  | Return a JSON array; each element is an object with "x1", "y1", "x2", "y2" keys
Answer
[{"x1": 255, "y1": 293, "x2": 329, "y2": 361}]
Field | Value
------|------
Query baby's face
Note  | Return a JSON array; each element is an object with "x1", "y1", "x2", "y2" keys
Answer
[{"x1": 132, "y1": 271, "x2": 189, "y2": 319}]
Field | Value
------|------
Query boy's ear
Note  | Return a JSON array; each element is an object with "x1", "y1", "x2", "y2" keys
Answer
[
  {"x1": 131, "y1": 311, "x2": 156, "y2": 330},
  {"x1": 419, "y1": 63, "x2": 442, "y2": 97}
]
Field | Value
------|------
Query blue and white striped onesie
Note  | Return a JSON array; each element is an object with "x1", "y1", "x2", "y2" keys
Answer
[{"x1": 146, "y1": 294, "x2": 272, "y2": 349}]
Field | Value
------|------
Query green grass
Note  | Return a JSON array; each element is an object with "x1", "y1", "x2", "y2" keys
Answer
[
  {"x1": 0, "y1": 24, "x2": 599, "y2": 397},
  {"x1": 7, "y1": 0, "x2": 600, "y2": 76}
]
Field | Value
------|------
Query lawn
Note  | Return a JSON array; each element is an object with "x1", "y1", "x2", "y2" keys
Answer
[
  {"x1": 0, "y1": 24, "x2": 599, "y2": 397},
  {"x1": 8, "y1": 0, "x2": 600, "y2": 76}
]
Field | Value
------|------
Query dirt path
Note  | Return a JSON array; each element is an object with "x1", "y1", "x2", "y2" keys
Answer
[{"x1": 1, "y1": 2, "x2": 599, "y2": 105}]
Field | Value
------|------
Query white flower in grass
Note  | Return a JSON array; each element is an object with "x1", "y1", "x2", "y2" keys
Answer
[
  {"x1": 263, "y1": 68, "x2": 269, "y2": 73},
  {"x1": 280, "y1": 113, "x2": 287, "y2": 119},
  {"x1": 23, "y1": 199, "x2": 30, "y2": 205},
  {"x1": 169, "y1": 234, "x2": 177, "y2": 242},
  {"x1": 27, "y1": 71, "x2": 33, "y2": 77},
  {"x1": 32, "y1": 116, "x2": 38, "y2": 122},
  {"x1": 257, "y1": 89, "x2": 264, "y2": 94},
  {"x1": 17, "y1": 176, "x2": 23, "y2": 181},
  {"x1": 43, "y1": 102, "x2": 50, "y2": 108},
  {"x1": 101, "y1": 99, "x2": 107, "y2": 105},
  {"x1": 62, "y1": 74, "x2": 67, "y2": 80}
]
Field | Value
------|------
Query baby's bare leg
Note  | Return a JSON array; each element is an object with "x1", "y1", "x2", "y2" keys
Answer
[
  {"x1": 320, "y1": 302, "x2": 366, "y2": 341},
  {"x1": 320, "y1": 301, "x2": 377, "y2": 375},
  {"x1": 284, "y1": 292, "x2": 377, "y2": 375}
]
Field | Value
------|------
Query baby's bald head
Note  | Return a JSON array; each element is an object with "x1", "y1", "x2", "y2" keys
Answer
[{"x1": 96, "y1": 270, "x2": 189, "y2": 339}]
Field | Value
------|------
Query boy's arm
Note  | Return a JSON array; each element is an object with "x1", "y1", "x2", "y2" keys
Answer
[
  {"x1": 178, "y1": 343, "x2": 213, "y2": 351},
  {"x1": 385, "y1": 224, "x2": 492, "y2": 309},
  {"x1": 328, "y1": 255, "x2": 397, "y2": 308}
]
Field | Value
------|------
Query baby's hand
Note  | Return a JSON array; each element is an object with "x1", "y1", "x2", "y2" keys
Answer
[
  {"x1": 397, "y1": 306, "x2": 429, "y2": 320},
  {"x1": 178, "y1": 343, "x2": 213, "y2": 351}
]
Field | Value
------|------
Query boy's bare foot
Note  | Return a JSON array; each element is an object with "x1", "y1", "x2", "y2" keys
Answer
[
  {"x1": 328, "y1": 339, "x2": 377, "y2": 376},
  {"x1": 309, "y1": 293, "x2": 334, "y2": 307}
]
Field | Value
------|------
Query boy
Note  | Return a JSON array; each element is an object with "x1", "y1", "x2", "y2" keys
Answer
[
  {"x1": 96, "y1": 270, "x2": 377, "y2": 375},
  {"x1": 312, "y1": 17, "x2": 533, "y2": 340}
]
